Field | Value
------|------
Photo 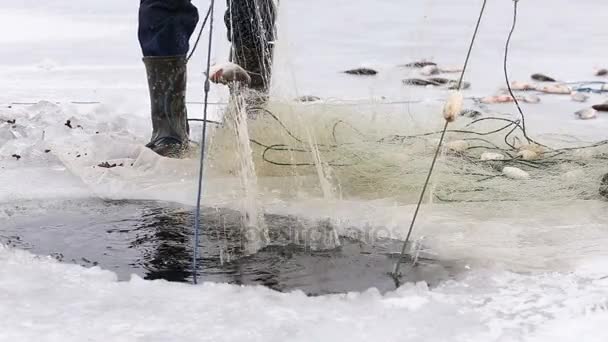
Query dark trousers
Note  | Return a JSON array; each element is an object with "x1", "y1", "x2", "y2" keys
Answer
[
  {"x1": 138, "y1": 0, "x2": 276, "y2": 90},
  {"x1": 138, "y1": 0, "x2": 199, "y2": 57}
]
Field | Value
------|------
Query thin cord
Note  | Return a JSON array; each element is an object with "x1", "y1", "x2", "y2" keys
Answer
[
  {"x1": 457, "y1": 0, "x2": 487, "y2": 89},
  {"x1": 192, "y1": 1, "x2": 215, "y2": 285},
  {"x1": 503, "y1": 0, "x2": 531, "y2": 142},
  {"x1": 391, "y1": 0, "x2": 488, "y2": 287},
  {"x1": 187, "y1": 4, "x2": 213, "y2": 62},
  {"x1": 188, "y1": 118, "x2": 221, "y2": 125}
]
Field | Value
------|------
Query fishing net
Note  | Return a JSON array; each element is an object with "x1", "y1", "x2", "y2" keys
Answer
[
  {"x1": 197, "y1": 0, "x2": 608, "y2": 259},
  {"x1": 206, "y1": 98, "x2": 608, "y2": 205}
]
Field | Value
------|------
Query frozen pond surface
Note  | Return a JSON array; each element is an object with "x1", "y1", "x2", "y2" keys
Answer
[{"x1": 2, "y1": 0, "x2": 608, "y2": 340}]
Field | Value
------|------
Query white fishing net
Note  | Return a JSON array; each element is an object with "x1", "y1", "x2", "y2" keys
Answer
[
  {"x1": 206, "y1": 98, "x2": 608, "y2": 205},
  {"x1": 197, "y1": 0, "x2": 608, "y2": 257}
]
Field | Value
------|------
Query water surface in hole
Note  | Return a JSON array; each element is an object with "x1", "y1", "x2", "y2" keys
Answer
[{"x1": 1, "y1": 199, "x2": 465, "y2": 295}]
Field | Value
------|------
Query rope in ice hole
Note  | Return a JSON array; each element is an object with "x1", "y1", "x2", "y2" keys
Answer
[
  {"x1": 390, "y1": 0, "x2": 489, "y2": 287},
  {"x1": 191, "y1": 0, "x2": 215, "y2": 285}
]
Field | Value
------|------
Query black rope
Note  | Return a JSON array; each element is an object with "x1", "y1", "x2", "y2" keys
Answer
[
  {"x1": 391, "y1": 0, "x2": 488, "y2": 287},
  {"x1": 248, "y1": 106, "x2": 306, "y2": 144},
  {"x1": 503, "y1": 0, "x2": 532, "y2": 143},
  {"x1": 253, "y1": 110, "x2": 546, "y2": 168},
  {"x1": 246, "y1": 109, "x2": 358, "y2": 167},
  {"x1": 187, "y1": 4, "x2": 213, "y2": 62},
  {"x1": 260, "y1": 143, "x2": 353, "y2": 167}
]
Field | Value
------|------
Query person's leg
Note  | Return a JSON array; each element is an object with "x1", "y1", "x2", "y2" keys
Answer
[
  {"x1": 224, "y1": 0, "x2": 277, "y2": 92},
  {"x1": 138, "y1": 0, "x2": 199, "y2": 157},
  {"x1": 139, "y1": 0, "x2": 199, "y2": 57}
]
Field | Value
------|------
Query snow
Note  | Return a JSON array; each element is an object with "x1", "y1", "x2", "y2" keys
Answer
[
  {"x1": 1, "y1": 0, "x2": 608, "y2": 340},
  {"x1": 1, "y1": 245, "x2": 608, "y2": 341}
]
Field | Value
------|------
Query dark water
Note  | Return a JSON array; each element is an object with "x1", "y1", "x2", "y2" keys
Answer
[{"x1": 1, "y1": 199, "x2": 463, "y2": 295}]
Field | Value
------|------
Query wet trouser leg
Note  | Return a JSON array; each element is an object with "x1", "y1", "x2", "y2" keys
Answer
[{"x1": 225, "y1": 0, "x2": 277, "y2": 92}]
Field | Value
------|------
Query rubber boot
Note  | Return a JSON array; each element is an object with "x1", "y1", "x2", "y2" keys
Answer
[{"x1": 143, "y1": 56, "x2": 190, "y2": 158}]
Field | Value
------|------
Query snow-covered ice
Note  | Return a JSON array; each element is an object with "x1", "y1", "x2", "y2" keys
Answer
[
  {"x1": 1, "y1": 245, "x2": 608, "y2": 341},
  {"x1": 1, "y1": 0, "x2": 608, "y2": 340}
]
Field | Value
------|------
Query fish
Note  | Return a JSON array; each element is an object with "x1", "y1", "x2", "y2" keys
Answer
[
  {"x1": 531, "y1": 73, "x2": 556, "y2": 82},
  {"x1": 595, "y1": 68, "x2": 608, "y2": 77},
  {"x1": 427, "y1": 77, "x2": 450, "y2": 85},
  {"x1": 480, "y1": 94, "x2": 540, "y2": 104},
  {"x1": 592, "y1": 103, "x2": 608, "y2": 112},
  {"x1": 344, "y1": 68, "x2": 378, "y2": 76},
  {"x1": 428, "y1": 77, "x2": 470, "y2": 89},
  {"x1": 402, "y1": 78, "x2": 470, "y2": 90},
  {"x1": 402, "y1": 78, "x2": 442, "y2": 86},
  {"x1": 510, "y1": 81, "x2": 537, "y2": 91},
  {"x1": 480, "y1": 95, "x2": 514, "y2": 104},
  {"x1": 537, "y1": 84, "x2": 571, "y2": 94},
  {"x1": 209, "y1": 63, "x2": 251, "y2": 85},
  {"x1": 401, "y1": 61, "x2": 437, "y2": 68}
]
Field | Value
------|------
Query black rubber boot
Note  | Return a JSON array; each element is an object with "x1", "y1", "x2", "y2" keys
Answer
[
  {"x1": 143, "y1": 56, "x2": 190, "y2": 158},
  {"x1": 225, "y1": 0, "x2": 277, "y2": 93}
]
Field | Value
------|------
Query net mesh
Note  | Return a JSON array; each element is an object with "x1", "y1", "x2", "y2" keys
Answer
[{"x1": 206, "y1": 99, "x2": 608, "y2": 205}]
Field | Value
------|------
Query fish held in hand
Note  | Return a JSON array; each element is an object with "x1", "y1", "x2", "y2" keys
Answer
[{"x1": 209, "y1": 63, "x2": 251, "y2": 85}]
